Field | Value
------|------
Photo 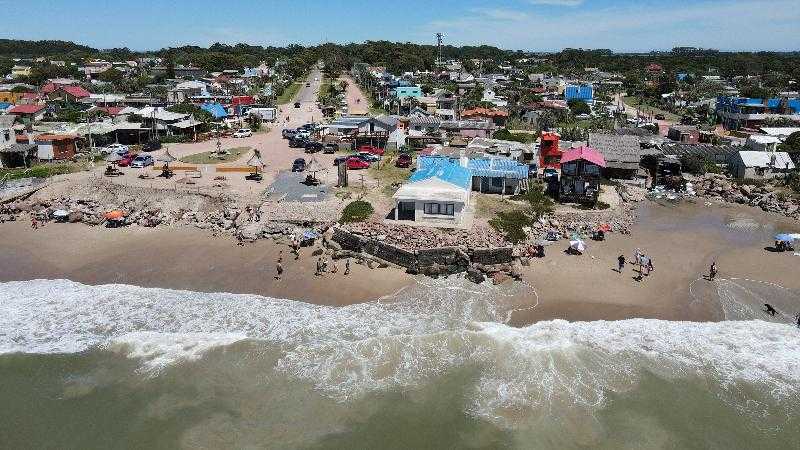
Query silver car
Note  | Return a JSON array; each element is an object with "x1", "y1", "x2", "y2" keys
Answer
[{"x1": 130, "y1": 154, "x2": 154, "y2": 168}]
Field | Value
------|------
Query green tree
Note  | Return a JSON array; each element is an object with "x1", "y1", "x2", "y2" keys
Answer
[{"x1": 567, "y1": 99, "x2": 591, "y2": 115}]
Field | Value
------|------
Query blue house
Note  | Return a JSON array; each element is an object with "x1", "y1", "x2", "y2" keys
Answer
[
  {"x1": 716, "y1": 96, "x2": 800, "y2": 130},
  {"x1": 394, "y1": 86, "x2": 423, "y2": 99},
  {"x1": 565, "y1": 84, "x2": 593, "y2": 102}
]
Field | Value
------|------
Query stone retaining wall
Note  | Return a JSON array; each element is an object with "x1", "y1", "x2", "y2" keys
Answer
[{"x1": 332, "y1": 228, "x2": 513, "y2": 273}]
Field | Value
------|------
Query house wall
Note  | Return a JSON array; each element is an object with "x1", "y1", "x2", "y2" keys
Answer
[
  {"x1": 1, "y1": 127, "x2": 15, "y2": 148},
  {"x1": 36, "y1": 142, "x2": 54, "y2": 160},
  {"x1": 411, "y1": 199, "x2": 466, "y2": 224},
  {"x1": 472, "y1": 176, "x2": 520, "y2": 194}
]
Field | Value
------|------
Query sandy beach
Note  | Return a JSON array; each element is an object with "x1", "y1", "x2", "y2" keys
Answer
[{"x1": 2, "y1": 200, "x2": 798, "y2": 324}]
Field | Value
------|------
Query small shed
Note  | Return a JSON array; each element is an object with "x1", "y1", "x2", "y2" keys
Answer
[
  {"x1": 392, "y1": 160, "x2": 471, "y2": 226},
  {"x1": 467, "y1": 157, "x2": 529, "y2": 195}
]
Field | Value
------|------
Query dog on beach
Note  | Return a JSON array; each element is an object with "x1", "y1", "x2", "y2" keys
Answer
[{"x1": 763, "y1": 304, "x2": 778, "y2": 316}]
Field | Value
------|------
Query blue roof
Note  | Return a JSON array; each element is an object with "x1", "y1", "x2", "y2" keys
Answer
[
  {"x1": 468, "y1": 158, "x2": 529, "y2": 179},
  {"x1": 565, "y1": 84, "x2": 593, "y2": 101},
  {"x1": 201, "y1": 102, "x2": 227, "y2": 119},
  {"x1": 0, "y1": 102, "x2": 11, "y2": 110},
  {"x1": 410, "y1": 158, "x2": 471, "y2": 190}
]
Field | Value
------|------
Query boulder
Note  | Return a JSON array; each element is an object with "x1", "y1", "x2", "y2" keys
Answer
[
  {"x1": 67, "y1": 211, "x2": 83, "y2": 223},
  {"x1": 466, "y1": 266, "x2": 485, "y2": 284},
  {"x1": 492, "y1": 272, "x2": 511, "y2": 285}
]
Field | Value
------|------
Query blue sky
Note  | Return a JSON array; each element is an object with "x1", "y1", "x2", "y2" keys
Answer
[{"x1": 4, "y1": 0, "x2": 799, "y2": 51}]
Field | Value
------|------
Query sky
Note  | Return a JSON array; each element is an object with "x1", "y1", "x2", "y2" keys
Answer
[{"x1": 4, "y1": 0, "x2": 800, "y2": 52}]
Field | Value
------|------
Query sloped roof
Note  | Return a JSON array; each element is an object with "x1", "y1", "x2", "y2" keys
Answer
[
  {"x1": 409, "y1": 158, "x2": 471, "y2": 190},
  {"x1": 560, "y1": 146, "x2": 607, "y2": 167},
  {"x1": 737, "y1": 151, "x2": 795, "y2": 169},
  {"x1": 61, "y1": 85, "x2": 91, "y2": 98},
  {"x1": 468, "y1": 157, "x2": 529, "y2": 179},
  {"x1": 9, "y1": 104, "x2": 46, "y2": 115},
  {"x1": 587, "y1": 133, "x2": 640, "y2": 170},
  {"x1": 393, "y1": 176, "x2": 469, "y2": 203}
]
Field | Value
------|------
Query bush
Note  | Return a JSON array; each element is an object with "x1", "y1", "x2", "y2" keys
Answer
[
  {"x1": 489, "y1": 209, "x2": 531, "y2": 244},
  {"x1": 340, "y1": 200, "x2": 374, "y2": 223}
]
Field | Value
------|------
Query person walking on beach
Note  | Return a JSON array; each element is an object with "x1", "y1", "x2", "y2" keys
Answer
[
  {"x1": 30, "y1": 217, "x2": 38, "y2": 230},
  {"x1": 315, "y1": 258, "x2": 323, "y2": 276},
  {"x1": 275, "y1": 254, "x2": 283, "y2": 280},
  {"x1": 709, "y1": 262, "x2": 717, "y2": 281},
  {"x1": 344, "y1": 258, "x2": 351, "y2": 276},
  {"x1": 646, "y1": 257, "x2": 654, "y2": 273},
  {"x1": 291, "y1": 238, "x2": 300, "y2": 260},
  {"x1": 617, "y1": 255, "x2": 626, "y2": 273},
  {"x1": 330, "y1": 259, "x2": 338, "y2": 274}
]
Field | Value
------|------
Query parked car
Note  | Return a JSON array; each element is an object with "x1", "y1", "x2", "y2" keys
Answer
[
  {"x1": 333, "y1": 156, "x2": 349, "y2": 166},
  {"x1": 294, "y1": 102, "x2": 301, "y2": 108},
  {"x1": 292, "y1": 158, "x2": 306, "y2": 172},
  {"x1": 323, "y1": 143, "x2": 338, "y2": 154},
  {"x1": 233, "y1": 128, "x2": 252, "y2": 138},
  {"x1": 304, "y1": 141, "x2": 324, "y2": 153},
  {"x1": 117, "y1": 154, "x2": 135, "y2": 167},
  {"x1": 289, "y1": 137, "x2": 308, "y2": 148},
  {"x1": 282, "y1": 129, "x2": 297, "y2": 139},
  {"x1": 358, "y1": 144, "x2": 384, "y2": 156},
  {"x1": 346, "y1": 156, "x2": 370, "y2": 170},
  {"x1": 294, "y1": 130, "x2": 311, "y2": 140},
  {"x1": 395, "y1": 153, "x2": 412, "y2": 168},
  {"x1": 654, "y1": 113, "x2": 666, "y2": 120},
  {"x1": 130, "y1": 154, "x2": 155, "y2": 168},
  {"x1": 102, "y1": 143, "x2": 129, "y2": 156},
  {"x1": 356, "y1": 151, "x2": 380, "y2": 162},
  {"x1": 141, "y1": 139, "x2": 162, "y2": 152}
]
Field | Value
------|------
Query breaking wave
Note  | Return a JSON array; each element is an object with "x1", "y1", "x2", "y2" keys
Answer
[{"x1": 2, "y1": 279, "x2": 800, "y2": 425}]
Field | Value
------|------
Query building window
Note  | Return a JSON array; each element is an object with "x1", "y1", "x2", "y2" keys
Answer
[
  {"x1": 424, "y1": 203, "x2": 440, "y2": 215},
  {"x1": 424, "y1": 203, "x2": 455, "y2": 216},
  {"x1": 491, "y1": 177, "x2": 503, "y2": 188}
]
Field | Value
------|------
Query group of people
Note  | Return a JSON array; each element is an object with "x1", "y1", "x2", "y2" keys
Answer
[
  {"x1": 274, "y1": 247, "x2": 351, "y2": 281},
  {"x1": 617, "y1": 249, "x2": 654, "y2": 278}
]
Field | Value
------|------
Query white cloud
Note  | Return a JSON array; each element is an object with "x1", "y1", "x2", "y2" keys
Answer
[
  {"x1": 527, "y1": 0, "x2": 584, "y2": 6},
  {"x1": 422, "y1": 0, "x2": 800, "y2": 51},
  {"x1": 470, "y1": 8, "x2": 530, "y2": 21}
]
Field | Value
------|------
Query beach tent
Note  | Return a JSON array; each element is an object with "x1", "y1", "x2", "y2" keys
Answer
[
  {"x1": 247, "y1": 150, "x2": 265, "y2": 172},
  {"x1": 201, "y1": 102, "x2": 228, "y2": 119},
  {"x1": 569, "y1": 239, "x2": 586, "y2": 254}
]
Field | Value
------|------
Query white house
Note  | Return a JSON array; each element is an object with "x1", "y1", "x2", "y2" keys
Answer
[
  {"x1": 392, "y1": 161, "x2": 472, "y2": 228},
  {"x1": 731, "y1": 151, "x2": 795, "y2": 179},
  {"x1": 746, "y1": 135, "x2": 781, "y2": 152}
]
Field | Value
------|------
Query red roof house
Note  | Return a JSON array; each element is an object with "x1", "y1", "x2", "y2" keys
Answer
[
  {"x1": 9, "y1": 104, "x2": 47, "y2": 121},
  {"x1": 559, "y1": 146, "x2": 605, "y2": 204},
  {"x1": 539, "y1": 131, "x2": 562, "y2": 169},
  {"x1": 46, "y1": 85, "x2": 91, "y2": 102},
  {"x1": 560, "y1": 146, "x2": 606, "y2": 168}
]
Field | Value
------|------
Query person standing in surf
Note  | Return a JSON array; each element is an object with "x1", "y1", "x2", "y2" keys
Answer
[
  {"x1": 275, "y1": 253, "x2": 284, "y2": 280},
  {"x1": 709, "y1": 262, "x2": 717, "y2": 281}
]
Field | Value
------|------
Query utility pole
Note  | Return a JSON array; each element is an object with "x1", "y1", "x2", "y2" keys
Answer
[{"x1": 436, "y1": 33, "x2": 444, "y2": 67}]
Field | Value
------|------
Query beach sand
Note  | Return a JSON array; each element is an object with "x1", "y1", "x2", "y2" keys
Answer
[{"x1": 1, "y1": 200, "x2": 798, "y2": 324}]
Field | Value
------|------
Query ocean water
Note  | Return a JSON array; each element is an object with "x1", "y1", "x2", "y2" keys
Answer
[{"x1": 1, "y1": 278, "x2": 800, "y2": 449}]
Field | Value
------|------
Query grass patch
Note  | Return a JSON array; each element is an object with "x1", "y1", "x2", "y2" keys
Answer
[
  {"x1": 368, "y1": 156, "x2": 411, "y2": 198},
  {"x1": 180, "y1": 147, "x2": 250, "y2": 164},
  {"x1": 277, "y1": 82, "x2": 302, "y2": 105},
  {"x1": 340, "y1": 200, "x2": 374, "y2": 223},
  {"x1": 1, "y1": 163, "x2": 85, "y2": 181},
  {"x1": 475, "y1": 194, "x2": 516, "y2": 219}
]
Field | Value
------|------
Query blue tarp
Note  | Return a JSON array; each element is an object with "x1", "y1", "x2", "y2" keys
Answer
[
  {"x1": 201, "y1": 102, "x2": 228, "y2": 119},
  {"x1": 0, "y1": 102, "x2": 11, "y2": 111},
  {"x1": 410, "y1": 157, "x2": 471, "y2": 190}
]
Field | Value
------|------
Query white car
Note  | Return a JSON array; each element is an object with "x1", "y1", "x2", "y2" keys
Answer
[
  {"x1": 102, "y1": 143, "x2": 129, "y2": 155},
  {"x1": 232, "y1": 128, "x2": 253, "y2": 138}
]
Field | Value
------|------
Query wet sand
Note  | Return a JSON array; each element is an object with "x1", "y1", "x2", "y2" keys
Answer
[
  {"x1": 0, "y1": 221, "x2": 414, "y2": 306},
  {"x1": 512, "y1": 200, "x2": 800, "y2": 324},
  {"x1": 1, "y1": 200, "x2": 798, "y2": 324}
]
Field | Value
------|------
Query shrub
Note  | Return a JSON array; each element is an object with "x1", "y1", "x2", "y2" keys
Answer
[
  {"x1": 340, "y1": 200, "x2": 374, "y2": 223},
  {"x1": 489, "y1": 209, "x2": 532, "y2": 244}
]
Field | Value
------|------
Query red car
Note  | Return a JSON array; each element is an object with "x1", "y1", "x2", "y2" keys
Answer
[
  {"x1": 395, "y1": 153, "x2": 412, "y2": 168},
  {"x1": 358, "y1": 144, "x2": 384, "y2": 156},
  {"x1": 117, "y1": 154, "x2": 135, "y2": 167},
  {"x1": 346, "y1": 156, "x2": 370, "y2": 170}
]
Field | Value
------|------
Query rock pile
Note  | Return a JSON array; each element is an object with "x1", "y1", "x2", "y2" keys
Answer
[
  {"x1": 692, "y1": 174, "x2": 800, "y2": 220},
  {"x1": 344, "y1": 222, "x2": 509, "y2": 250}
]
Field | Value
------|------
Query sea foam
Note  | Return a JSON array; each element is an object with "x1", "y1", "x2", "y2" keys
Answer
[{"x1": 2, "y1": 279, "x2": 799, "y2": 424}]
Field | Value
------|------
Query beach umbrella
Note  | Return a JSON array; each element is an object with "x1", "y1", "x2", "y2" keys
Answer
[
  {"x1": 246, "y1": 149, "x2": 265, "y2": 174},
  {"x1": 305, "y1": 156, "x2": 325, "y2": 174},
  {"x1": 775, "y1": 233, "x2": 795, "y2": 243},
  {"x1": 157, "y1": 148, "x2": 176, "y2": 171},
  {"x1": 597, "y1": 223, "x2": 612, "y2": 232},
  {"x1": 569, "y1": 239, "x2": 586, "y2": 254},
  {"x1": 105, "y1": 152, "x2": 123, "y2": 163}
]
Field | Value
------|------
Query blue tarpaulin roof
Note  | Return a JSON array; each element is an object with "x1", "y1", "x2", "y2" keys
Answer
[
  {"x1": 201, "y1": 102, "x2": 227, "y2": 118},
  {"x1": 468, "y1": 158, "x2": 529, "y2": 179},
  {"x1": 411, "y1": 157, "x2": 471, "y2": 190}
]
